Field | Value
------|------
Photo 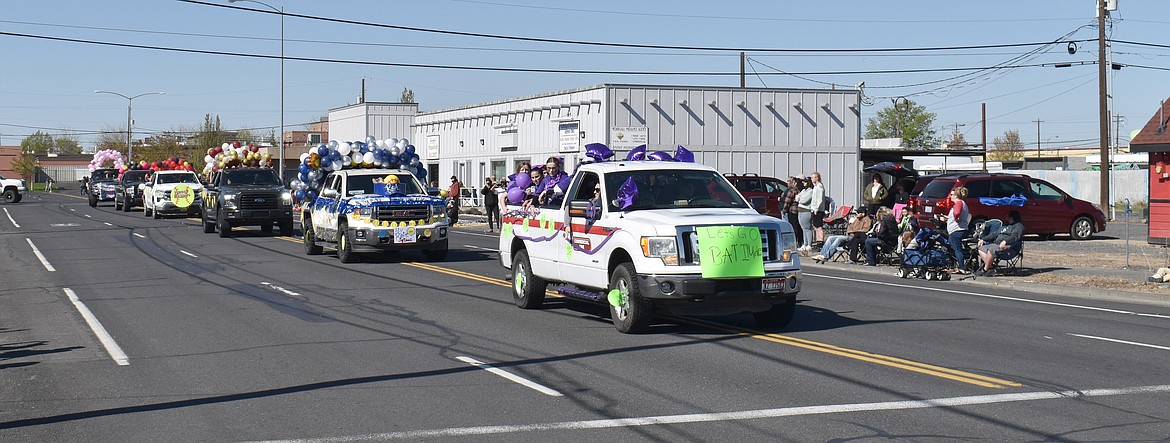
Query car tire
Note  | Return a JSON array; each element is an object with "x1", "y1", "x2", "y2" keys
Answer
[
  {"x1": 753, "y1": 299, "x2": 796, "y2": 329},
  {"x1": 115, "y1": 199, "x2": 122, "y2": 211},
  {"x1": 511, "y1": 249, "x2": 546, "y2": 309},
  {"x1": 608, "y1": 262, "x2": 652, "y2": 334},
  {"x1": 89, "y1": 195, "x2": 97, "y2": 207},
  {"x1": 201, "y1": 210, "x2": 215, "y2": 233},
  {"x1": 152, "y1": 206, "x2": 162, "y2": 219},
  {"x1": 123, "y1": 198, "x2": 133, "y2": 212},
  {"x1": 303, "y1": 219, "x2": 323, "y2": 255},
  {"x1": 217, "y1": 211, "x2": 231, "y2": 238},
  {"x1": 261, "y1": 223, "x2": 274, "y2": 234},
  {"x1": 279, "y1": 219, "x2": 294, "y2": 236},
  {"x1": 144, "y1": 204, "x2": 151, "y2": 218},
  {"x1": 1070, "y1": 216, "x2": 1094, "y2": 240},
  {"x1": 337, "y1": 223, "x2": 355, "y2": 263},
  {"x1": 422, "y1": 239, "x2": 449, "y2": 261},
  {"x1": 10, "y1": 191, "x2": 21, "y2": 203}
]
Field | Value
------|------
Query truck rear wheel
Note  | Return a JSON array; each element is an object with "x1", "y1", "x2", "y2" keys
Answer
[
  {"x1": 279, "y1": 218, "x2": 294, "y2": 236},
  {"x1": 122, "y1": 198, "x2": 133, "y2": 212},
  {"x1": 261, "y1": 223, "x2": 273, "y2": 234},
  {"x1": 511, "y1": 249, "x2": 546, "y2": 309},
  {"x1": 88, "y1": 195, "x2": 97, "y2": 207},
  {"x1": 753, "y1": 299, "x2": 796, "y2": 328},
  {"x1": 303, "y1": 219, "x2": 323, "y2": 255},
  {"x1": 201, "y1": 210, "x2": 215, "y2": 233},
  {"x1": 609, "y1": 263, "x2": 652, "y2": 334}
]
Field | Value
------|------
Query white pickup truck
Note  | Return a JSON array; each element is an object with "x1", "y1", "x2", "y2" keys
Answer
[
  {"x1": 302, "y1": 168, "x2": 450, "y2": 263},
  {"x1": 499, "y1": 161, "x2": 802, "y2": 333},
  {"x1": 1, "y1": 173, "x2": 26, "y2": 203},
  {"x1": 143, "y1": 170, "x2": 204, "y2": 219}
]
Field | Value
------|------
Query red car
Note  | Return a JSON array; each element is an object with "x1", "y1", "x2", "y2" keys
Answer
[
  {"x1": 725, "y1": 173, "x2": 789, "y2": 218},
  {"x1": 912, "y1": 173, "x2": 1106, "y2": 240}
]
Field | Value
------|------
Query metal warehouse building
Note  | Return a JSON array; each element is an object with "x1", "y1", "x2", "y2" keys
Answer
[{"x1": 335, "y1": 84, "x2": 863, "y2": 206}]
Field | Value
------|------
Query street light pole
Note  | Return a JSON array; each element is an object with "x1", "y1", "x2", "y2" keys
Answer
[
  {"x1": 94, "y1": 90, "x2": 165, "y2": 165},
  {"x1": 230, "y1": 0, "x2": 284, "y2": 182}
]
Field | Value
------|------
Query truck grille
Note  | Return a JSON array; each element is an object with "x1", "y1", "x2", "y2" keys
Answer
[
  {"x1": 373, "y1": 205, "x2": 430, "y2": 222},
  {"x1": 680, "y1": 227, "x2": 779, "y2": 265},
  {"x1": 238, "y1": 192, "x2": 280, "y2": 210}
]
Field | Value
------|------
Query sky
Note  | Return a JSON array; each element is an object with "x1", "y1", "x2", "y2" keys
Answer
[{"x1": 2, "y1": 0, "x2": 1168, "y2": 152}]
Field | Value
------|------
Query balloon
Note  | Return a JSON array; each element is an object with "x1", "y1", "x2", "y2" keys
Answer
[
  {"x1": 232, "y1": 141, "x2": 241, "y2": 149},
  {"x1": 363, "y1": 152, "x2": 375, "y2": 165},
  {"x1": 584, "y1": 143, "x2": 614, "y2": 163},
  {"x1": 507, "y1": 187, "x2": 525, "y2": 204},
  {"x1": 317, "y1": 145, "x2": 328, "y2": 157},
  {"x1": 439, "y1": 189, "x2": 449, "y2": 198},
  {"x1": 647, "y1": 150, "x2": 673, "y2": 161},
  {"x1": 417, "y1": 167, "x2": 427, "y2": 180},
  {"x1": 399, "y1": 138, "x2": 409, "y2": 147},
  {"x1": 295, "y1": 189, "x2": 306, "y2": 200},
  {"x1": 674, "y1": 145, "x2": 695, "y2": 163},
  {"x1": 338, "y1": 142, "x2": 352, "y2": 156},
  {"x1": 366, "y1": 135, "x2": 377, "y2": 146},
  {"x1": 408, "y1": 156, "x2": 419, "y2": 167},
  {"x1": 514, "y1": 172, "x2": 532, "y2": 189},
  {"x1": 351, "y1": 152, "x2": 363, "y2": 164},
  {"x1": 333, "y1": 160, "x2": 343, "y2": 171},
  {"x1": 404, "y1": 145, "x2": 416, "y2": 155},
  {"x1": 328, "y1": 140, "x2": 339, "y2": 151},
  {"x1": 626, "y1": 144, "x2": 647, "y2": 161},
  {"x1": 389, "y1": 145, "x2": 401, "y2": 156}
]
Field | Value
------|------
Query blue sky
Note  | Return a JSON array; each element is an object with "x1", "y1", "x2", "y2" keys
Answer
[{"x1": 2, "y1": 0, "x2": 1168, "y2": 151}]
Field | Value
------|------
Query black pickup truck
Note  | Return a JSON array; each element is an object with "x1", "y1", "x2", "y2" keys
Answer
[{"x1": 201, "y1": 168, "x2": 294, "y2": 237}]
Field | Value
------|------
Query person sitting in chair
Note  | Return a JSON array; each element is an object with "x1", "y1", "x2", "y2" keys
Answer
[{"x1": 975, "y1": 210, "x2": 1024, "y2": 276}]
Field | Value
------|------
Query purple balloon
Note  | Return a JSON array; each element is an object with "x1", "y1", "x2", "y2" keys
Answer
[
  {"x1": 647, "y1": 150, "x2": 673, "y2": 161},
  {"x1": 514, "y1": 172, "x2": 532, "y2": 189},
  {"x1": 585, "y1": 143, "x2": 614, "y2": 162},
  {"x1": 507, "y1": 187, "x2": 526, "y2": 204},
  {"x1": 626, "y1": 145, "x2": 646, "y2": 161},
  {"x1": 674, "y1": 145, "x2": 695, "y2": 163}
]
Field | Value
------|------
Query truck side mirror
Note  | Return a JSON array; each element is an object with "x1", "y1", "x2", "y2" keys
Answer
[
  {"x1": 568, "y1": 199, "x2": 599, "y2": 219},
  {"x1": 321, "y1": 189, "x2": 338, "y2": 199},
  {"x1": 749, "y1": 196, "x2": 767, "y2": 213}
]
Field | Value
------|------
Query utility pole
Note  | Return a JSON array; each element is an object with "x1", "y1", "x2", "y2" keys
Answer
[
  {"x1": 1098, "y1": 0, "x2": 1111, "y2": 213},
  {"x1": 1034, "y1": 118, "x2": 1043, "y2": 160},
  {"x1": 982, "y1": 103, "x2": 988, "y2": 172},
  {"x1": 740, "y1": 52, "x2": 746, "y2": 88}
]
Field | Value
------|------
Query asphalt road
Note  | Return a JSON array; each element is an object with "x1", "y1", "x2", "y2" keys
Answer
[{"x1": 2, "y1": 192, "x2": 1170, "y2": 442}]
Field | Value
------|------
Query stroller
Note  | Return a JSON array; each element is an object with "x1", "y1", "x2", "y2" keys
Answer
[{"x1": 897, "y1": 225, "x2": 953, "y2": 281}]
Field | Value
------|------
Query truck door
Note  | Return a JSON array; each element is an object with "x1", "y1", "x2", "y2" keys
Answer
[{"x1": 560, "y1": 172, "x2": 610, "y2": 287}]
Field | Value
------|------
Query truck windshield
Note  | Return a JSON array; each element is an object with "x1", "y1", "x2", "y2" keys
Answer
[
  {"x1": 604, "y1": 170, "x2": 748, "y2": 211},
  {"x1": 157, "y1": 173, "x2": 199, "y2": 184},
  {"x1": 346, "y1": 174, "x2": 423, "y2": 196},
  {"x1": 121, "y1": 171, "x2": 149, "y2": 182},
  {"x1": 92, "y1": 170, "x2": 119, "y2": 181},
  {"x1": 222, "y1": 169, "x2": 281, "y2": 186}
]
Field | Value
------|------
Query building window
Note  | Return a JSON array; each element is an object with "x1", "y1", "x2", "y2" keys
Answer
[{"x1": 309, "y1": 133, "x2": 322, "y2": 144}]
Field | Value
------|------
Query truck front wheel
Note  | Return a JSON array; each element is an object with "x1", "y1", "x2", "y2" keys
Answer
[
  {"x1": 303, "y1": 220, "x2": 323, "y2": 255},
  {"x1": 511, "y1": 249, "x2": 546, "y2": 309},
  {"x1": 609, "y1": 263, "x2": 652, "y2": 334},
  {"x1": 753, "y1": 299, "x2": 796, "y2": 329}
]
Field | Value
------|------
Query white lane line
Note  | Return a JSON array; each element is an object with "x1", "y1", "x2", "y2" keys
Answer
[
  {"x1": 260, "y1": 281, "x2": 301, "y2": 297},
  {"x1": 808, "y1": 272, "x2": 1170, "y2": 319},
  {"x1": 63, "y1": 288, "x2": 129, "y2": 366},
  {"x1": 103, "y1": 222, "x2": 114, "y2": 226},
  {"x1": 69, "y1": 208, "x2": 76, "y2": 212},
  {"x1": 84, "y1": 214, "x2": 92, "y2": 218},
  {"x1": 248, "y1": 384, "x2": 1170, "y2": 442},
  {"x1": 134, "y1": 233, "x2": 146, "y2": 238},
  {"x1": 455, "y1": 356, "x2": 563, "y2": 397},
  {"x1": 179, "y1": 250, "x2": 198, "y2": 258},
  {"x1": 3, "y1": 207, "x2": 19, "y2": 228},
  {"x1": 1068, "y1": 333, "x2": 1170, "y2": 351},
  {"x1": 463, "y1": 244, "x2": 499, "y2": 252},
  {"x1": 25, "y1": 238, "x2": 56, "y2": 272}
]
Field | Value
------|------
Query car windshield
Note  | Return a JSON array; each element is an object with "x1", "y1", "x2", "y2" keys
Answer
[
  {"x1": 346, "y1": 174, "x2": 423, "y2": 196},
  {"x1": 92, "y1": 170, "x2": 119, "y2": 181},
  {"x1": 222, "y1": 169, "x2": 281, "y2": 186},
  {"x1": 121, "y1": 171, "x2": 149, "y2": 182},
  {"x1": 604, "y1": 169, "x2": 748, "y2": 211},
  {"x1": 157, "y1": 173, "x2": 199, "y2": 184}
]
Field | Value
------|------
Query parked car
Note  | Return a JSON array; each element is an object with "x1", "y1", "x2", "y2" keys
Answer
[
  {"x1": 724, "y1": 173, "x2": 788, "y2": 218},
  {"x1": 114, "y1": 170, "x2": 150, "y2": 212},
  {"x1": 912, "y1": 173, "x2": 1106, "y2": 240},
  {"x1": 0, "y1": 172, "x2": 26, "y2": 203}
]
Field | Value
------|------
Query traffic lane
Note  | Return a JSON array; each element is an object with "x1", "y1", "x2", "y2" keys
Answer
[{"x1": 442, "y1": 228, "x2": 1170, "y2": 390}]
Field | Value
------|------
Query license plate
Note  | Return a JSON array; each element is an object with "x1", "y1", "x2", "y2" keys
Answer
[
  {"x1": 393, "y1": 227, "x2": 415, "y2": 244},
  {"x1": 762, "y1": 277, "x2": 785, "y2": 293},
  {"x1": 923, "y1": 206, "x2": 933, "y2": 213}
]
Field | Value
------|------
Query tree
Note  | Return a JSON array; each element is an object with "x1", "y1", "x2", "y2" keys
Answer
[
  {"x1": 53, "y1": 131, "x2": 82, "y2": 155},
  {"x1": 864, "y1": 99, "x2": 938, "y2": 149},
  {"x1": 989, "y1": 129, "x2": 1024, "y2": 161},
  {"x1": 20, "y1": 131, "x2": 54, "y2": 155},
  {"x1": 10, "y1": 152, "x2": 39, "y2": 183},
  {"x1": 96, "y1": 124, "x2": 129, "y2": 154},
  {"x1": 945, "y1": 126, "x2": 967, "y2": 148},
  {"x1": 400, "y1": 87, "x2": 415, "y2": 103},
  {"x1": 188, "y1": 114, "x2": 227, "y2": 155}
]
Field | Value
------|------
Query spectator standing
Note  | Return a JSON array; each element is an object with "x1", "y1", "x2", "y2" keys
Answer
[
  {"x1": 795, "y1": 178, "x2": 815, "y2": 254},
  {"x1": 862, "y1": 174, "x2": 888, "y2": 215},
  {"x1": 781, "y1": 177, "x2": 804, "y2": 247},
  {"x1": 482, "y1": 177, "x2": 500, "y2": 233},
  {"x1": 892, "y1": 181, "x2": 910, "y2": 221},
  {"x1": 809, "y1": 171, "x2": 827, "y2": 245},
  {"x1": 448, "y1": 176, "x2": 463, "y2": 225},
  {"x1": 945, "y1": 186, "x2": 971, "y2": 274}
]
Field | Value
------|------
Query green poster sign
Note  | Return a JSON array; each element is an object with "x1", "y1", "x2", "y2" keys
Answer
[{"x1": 695, "y1": 226, "x2": 764, "y2": 278}]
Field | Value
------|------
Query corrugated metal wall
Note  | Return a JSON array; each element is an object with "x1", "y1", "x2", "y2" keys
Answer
[{"x1": 608, "y1": 85, "x2": 861, "y2": 212}]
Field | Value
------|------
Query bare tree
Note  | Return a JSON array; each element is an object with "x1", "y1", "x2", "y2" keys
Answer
[{"x1": 989, "y1": 129, "x2": 1024, "y2": 161}]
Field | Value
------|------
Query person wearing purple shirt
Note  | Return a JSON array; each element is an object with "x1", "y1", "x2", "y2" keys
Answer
[{"x1": 537, "y1": 156, "x2": 569, "y2": 206}]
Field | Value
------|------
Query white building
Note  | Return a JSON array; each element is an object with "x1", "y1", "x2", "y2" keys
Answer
[{"x1": 332, "y1": 84, "x2": 863, "y2": 206}]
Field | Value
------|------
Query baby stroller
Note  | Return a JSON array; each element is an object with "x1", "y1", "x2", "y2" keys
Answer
[{"x1": 897, "y1": 226, "x2": 953, "y2": 281}]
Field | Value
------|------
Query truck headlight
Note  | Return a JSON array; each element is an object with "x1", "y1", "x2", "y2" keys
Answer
[
  {"x1": 781, "y1": 232, "x2": 798, "y2": 262},
  {"x1": 281, "y1": 191, "x2": 293, "y2": 205},
  {"x1": 357, "y1": 207, "x2": 372, "y2": 217},
  {"x1": 641, "y1": 236, "x2": 679, "y2": 265},
  {"x1": 223, "y1": 194, "x2": 238, "y2": 209},
  {"x1": 154, "y1": 190, "x2": 166, "y2": 198}
]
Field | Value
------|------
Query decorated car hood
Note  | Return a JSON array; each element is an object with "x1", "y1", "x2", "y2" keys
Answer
[
  {"x1": 337, "y1": 193, "x2": 444, "y2": 211},
  {"x1": 150, "y1": 182, "x2": 203, "y2": 192}
]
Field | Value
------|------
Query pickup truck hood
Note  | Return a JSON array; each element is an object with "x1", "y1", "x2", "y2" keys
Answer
[
  {"x1": 618, "y1": 209, "x2": 787, "y2": 236},
  {"x1": 221, "y1": 184, "x2": 286, "y2": 192},
  {"x1": 151, "y1": 183, "x2": 203, "y2": 191},
  {"x1": 340, "y1": 193, "x2": 444, "y2": 209}
]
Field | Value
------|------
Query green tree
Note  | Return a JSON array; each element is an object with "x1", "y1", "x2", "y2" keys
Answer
[
  {"x1": 20, "y1": 131, "x2": 54, "y2": 155},
  {"x1": 53, "y1": 131, "x2": 82, "y2": 155},
  {"x1": 189, "y1": 114, "x2": 227, "y2": 155},
  {"x1": 864, "y1": 99, "x2": 938, "y2": 149},
  {"x1": 11, "y1": 152, "x2": 39, "y2": 183},
  {"x1": 989, "y1": 129, "x2": 1024, "y2": 161},
  {"x1": 400, "y1": 87, "x2": 415, "y2": 103}
]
